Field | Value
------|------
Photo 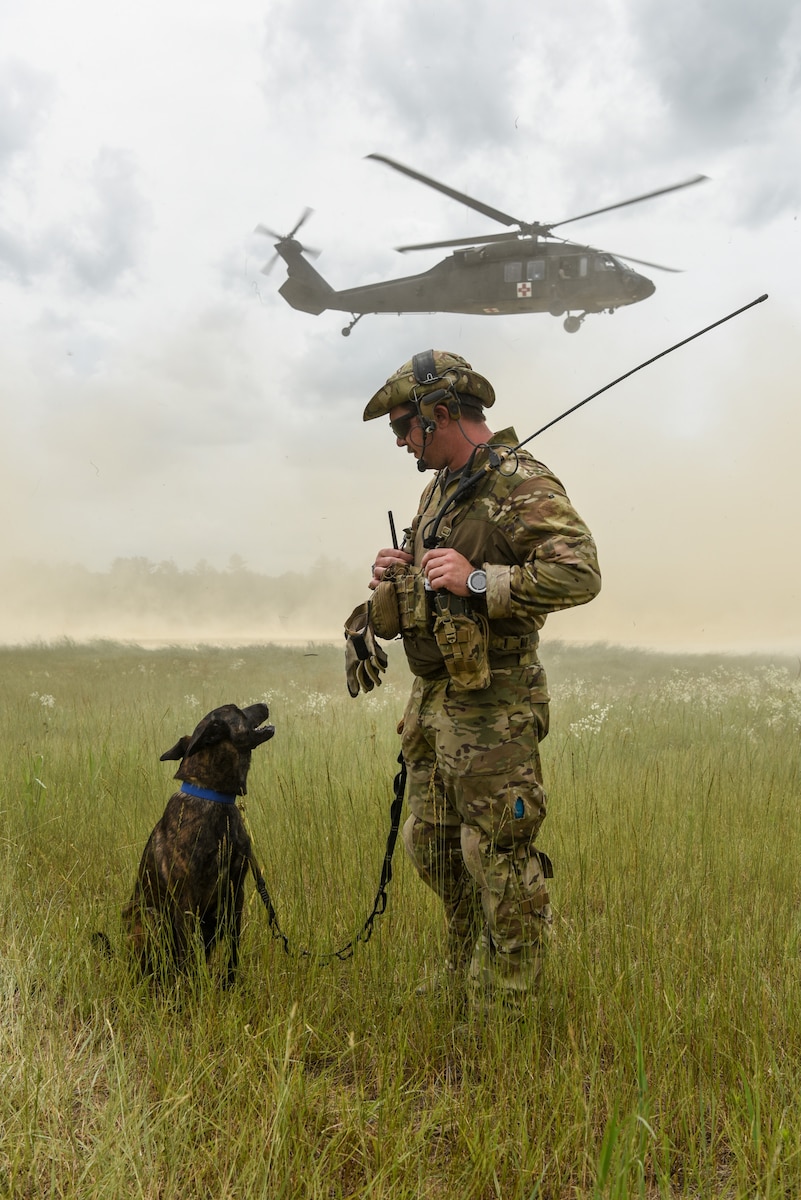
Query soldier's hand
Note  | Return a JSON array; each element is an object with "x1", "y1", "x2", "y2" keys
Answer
[
  {"x1": 421, "y1": 547, "x2": 474, "y2": 595},
  {"x1": 369, "y1": 547, "x2": 414, "y2": 591},
  {"x1": 344, "y1": 602, "x2": 389, "y2": 697}
]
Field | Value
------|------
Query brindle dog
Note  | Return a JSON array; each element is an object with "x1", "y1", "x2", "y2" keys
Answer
[{"x1": 122, "y1": 702, "x2": 275, "y2": 986}]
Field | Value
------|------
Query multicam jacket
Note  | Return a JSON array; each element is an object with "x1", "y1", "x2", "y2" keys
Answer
[{"x1": 399, "y1": 426, "x2": 601, "y2": 682}]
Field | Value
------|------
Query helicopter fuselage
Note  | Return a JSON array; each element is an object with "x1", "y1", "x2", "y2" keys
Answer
[
  {"x1": 276, "y1": 236, "x2": 655, "y2": 329},
  {"x1": 261, "y1": 154, "x2": 703, "y2": 334}
]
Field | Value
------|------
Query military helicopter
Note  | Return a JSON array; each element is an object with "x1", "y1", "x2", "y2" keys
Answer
[{"x1": 256, "y1": 154, "x2": 706, "y2": 336}]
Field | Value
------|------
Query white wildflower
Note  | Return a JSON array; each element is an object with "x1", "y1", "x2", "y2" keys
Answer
[
  {"x1": 302, "y1": 691, "x2": 330, "y2": 715},
  {"x1": 569, "y1": 702, "x2": 610, "y2": 737}
]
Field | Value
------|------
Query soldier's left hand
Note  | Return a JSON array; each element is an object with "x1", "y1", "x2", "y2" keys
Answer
[
  {"x1": 369, "y1": 546, "x2": 413, "y2": 591},
  {"x1": 421, "y1": 547, "x2": 474, "y2": 596}
]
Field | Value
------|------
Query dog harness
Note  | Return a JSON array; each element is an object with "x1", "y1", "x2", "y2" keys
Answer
[{"x1": 180, "y1": 782, "x2": 237, "y2": 805}]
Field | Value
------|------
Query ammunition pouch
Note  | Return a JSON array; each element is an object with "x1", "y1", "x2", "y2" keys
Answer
[
  {"x1": 372, "y1": 565, "x2": 429, "y2": 640},
  {"x1": 432, "y1": 595, "x2": 491, "y2": 691}
]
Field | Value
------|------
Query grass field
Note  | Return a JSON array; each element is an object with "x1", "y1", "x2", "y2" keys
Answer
[{"x1": 1, "y1": 638, "x2": 800, "y2": 1199}]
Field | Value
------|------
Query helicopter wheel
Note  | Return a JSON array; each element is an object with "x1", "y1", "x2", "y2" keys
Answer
[
  {"x1": 563, "y1": 314, "x2": 583, "y2": 334},
  {"x1": 342, "y1": 313, "x2": 363, "y2": 337}
]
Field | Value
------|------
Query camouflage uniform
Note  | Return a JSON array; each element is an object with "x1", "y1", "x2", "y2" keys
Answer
[{"x1": 395, "y1": 427, "x2": 601, "y2": 999}]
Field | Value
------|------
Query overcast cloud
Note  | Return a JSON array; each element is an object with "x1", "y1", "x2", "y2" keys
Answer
[{"x1": 0, "y1": 0, "x2": 798, "y2": 652}]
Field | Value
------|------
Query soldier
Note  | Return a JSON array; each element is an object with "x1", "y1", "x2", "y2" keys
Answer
[{"x1": 345, "y1": 350, "x2": 601, "y2": 1012}]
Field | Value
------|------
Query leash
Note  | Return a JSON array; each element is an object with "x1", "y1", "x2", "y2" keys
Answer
[{"x1": 244, "y1": 751, "x2": 407, "y2": 965}]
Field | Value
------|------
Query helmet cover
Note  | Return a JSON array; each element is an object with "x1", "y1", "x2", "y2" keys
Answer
[{"x1": 363, "y1": 350, "x2": 495, "y2": 421}]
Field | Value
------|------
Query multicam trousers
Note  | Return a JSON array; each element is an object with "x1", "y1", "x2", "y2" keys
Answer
[{"x1": 400, "y1": 664, "x2": 553, "y2": 995}]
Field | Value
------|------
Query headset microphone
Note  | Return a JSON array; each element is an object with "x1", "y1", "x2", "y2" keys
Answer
[{"x1": 416, "y1": 416, "x2": 435, "y2": 471}]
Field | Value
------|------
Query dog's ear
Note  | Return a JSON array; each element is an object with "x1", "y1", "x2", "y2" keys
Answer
[
  {"x1": 182, "y1": 718, "x2": 230, "y2": 759},
  {"x1": 160, "y1": 735, "x2": 192, "y2": 762}
]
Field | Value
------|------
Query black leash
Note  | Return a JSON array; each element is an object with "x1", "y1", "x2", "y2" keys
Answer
[{"x1": 247, "y1": 751, "x2": 407, "y2": 965}]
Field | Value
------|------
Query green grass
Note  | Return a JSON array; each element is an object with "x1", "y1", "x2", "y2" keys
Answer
[{"x1": 1, "y1": 638, "x2": 800, "y2": 1198}]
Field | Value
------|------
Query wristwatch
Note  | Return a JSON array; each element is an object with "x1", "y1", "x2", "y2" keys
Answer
[{"x1": 467, "y1": 568, "x2": 487, "y2": 596}]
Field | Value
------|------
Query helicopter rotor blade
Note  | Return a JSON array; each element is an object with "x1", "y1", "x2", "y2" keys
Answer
[
  {"x1": 367, "y1": 153, "x2": 525, "y2": 229},
  {"x1": 607, "y1": 252, "x2": 684, "y2": 274},
  {"x1": 254, "y1": 209, "x2": 320, "y2": 271},
  {"x1": 288, "y1": 206, "x2": 314, "y2": 239},
  {"x1": 552, "y1": 175, "x2": 708, "y2": 230},
  {"x1": 396, "y1": 231, "x2": 528, "y2": 253},
  {"x1": 260, "y1": 242, "x2": 321, "y2": 274}
]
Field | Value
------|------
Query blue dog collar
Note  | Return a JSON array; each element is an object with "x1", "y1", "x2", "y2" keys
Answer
[{"x1": 180, "y1": 782, "x2": 237, "y2": 805}]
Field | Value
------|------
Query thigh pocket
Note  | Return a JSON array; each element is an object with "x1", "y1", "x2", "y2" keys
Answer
[
  {"x1": 460, "y1": 772, "x2": 547, "y2": 849},
  {"x1": 440, "y1": 676, "x2": 539, "y2": 778}
]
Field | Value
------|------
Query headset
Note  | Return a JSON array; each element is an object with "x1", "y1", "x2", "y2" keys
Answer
[{"x1": 411, "y1": 350, "x2": 463, "y2": 433}]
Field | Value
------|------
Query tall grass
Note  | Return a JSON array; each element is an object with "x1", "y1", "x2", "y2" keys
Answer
[{"x1": 1, "y1": 639, "x2": 800, "y2": 1198}]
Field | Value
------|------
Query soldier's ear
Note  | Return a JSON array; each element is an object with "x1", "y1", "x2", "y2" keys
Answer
[{"x1": 160, "y1": 735, "x2": 191, "y2": 762}]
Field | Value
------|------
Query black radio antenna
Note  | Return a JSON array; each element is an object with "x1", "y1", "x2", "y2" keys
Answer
[
  {"x1": 513, "y1": 293, "x2": 768, "y2": 454},
  {"x1": 421, "y1": 293, "x2": 769, "y2": 548}
]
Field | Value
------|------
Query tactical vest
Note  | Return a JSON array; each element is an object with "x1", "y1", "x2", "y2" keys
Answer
[{"x1": 398, "y1": 431, "x2": 552, "y2": 680}]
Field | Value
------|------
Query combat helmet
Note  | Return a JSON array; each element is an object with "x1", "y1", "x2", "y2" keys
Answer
[{"x1": 363, "y1": 349, "x2": 496, "y2": 422}]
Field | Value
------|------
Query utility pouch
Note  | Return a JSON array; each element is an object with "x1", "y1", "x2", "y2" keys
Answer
[
  {"x1": 370, "y1": 580, "x2": 401, "y2": 640},
  {"x1": 432, "y1": 598, "x2": 492, "y2": 690},
  {"x1": 391, "y1": 566, "x2": 428, "y2": 634}
]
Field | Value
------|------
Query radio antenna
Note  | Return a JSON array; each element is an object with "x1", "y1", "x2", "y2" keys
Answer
[
  {"x1": 514, "y1": 293, "x2": 768, "y2": 453},
  {"x1": 420, "y1": 293, "x2": 770, "y2": 548}
]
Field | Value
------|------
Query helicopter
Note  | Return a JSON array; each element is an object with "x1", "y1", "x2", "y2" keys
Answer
[{"x1": 256, "y1": 154, "x2": 706, "y2": 336}]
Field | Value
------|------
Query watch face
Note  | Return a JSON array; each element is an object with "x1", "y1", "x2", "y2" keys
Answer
[{"x1": 468, "y1": 570, "x2": 487, "y2": 595}]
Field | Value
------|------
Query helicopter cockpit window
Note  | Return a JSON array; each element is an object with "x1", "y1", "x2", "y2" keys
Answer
[
  {"x1": 526, "y1": 259, "x2": 545, "y2": 282},
  {"x1": 558, "y1": 256, "x2": 589, "y2": 279},
  {"x1": 504, "y1": 261, "x2": 523, "y2": 284},
  {"x1": 594, "y1": 254, "x2": 617, "y2": 272}
]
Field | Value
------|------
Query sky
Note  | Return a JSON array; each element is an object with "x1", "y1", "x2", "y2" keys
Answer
[{"x1": 1, "y1": 0, "x2": 799, "y2": 652}]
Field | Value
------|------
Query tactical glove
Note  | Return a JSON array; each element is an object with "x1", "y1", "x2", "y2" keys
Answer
[{"x1": 344, "y1": 602, "x2": 389, "y2": 697}]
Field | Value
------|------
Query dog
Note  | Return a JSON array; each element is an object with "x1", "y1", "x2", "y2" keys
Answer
[{"x1": 121, "y1": 702, "x2": 275, "y2": 986}]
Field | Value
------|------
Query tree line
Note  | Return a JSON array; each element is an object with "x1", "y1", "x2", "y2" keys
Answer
[{"x1": 0, "y1": 556, "x2": 366, "y2": 643}]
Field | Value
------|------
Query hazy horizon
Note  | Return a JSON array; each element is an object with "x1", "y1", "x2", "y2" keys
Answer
[{"x1": 0, "y1": 553, "x2": 797, "y2": 658}]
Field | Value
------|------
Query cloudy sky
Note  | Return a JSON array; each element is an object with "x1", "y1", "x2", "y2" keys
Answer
[{"x1": 1, "y1": 0, "x2": 799, "y2": 652}]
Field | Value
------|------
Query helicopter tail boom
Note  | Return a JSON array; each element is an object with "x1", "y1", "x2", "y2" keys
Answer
[{"x1": 275, "y1": 239, "x2": 335, "y2": 315}]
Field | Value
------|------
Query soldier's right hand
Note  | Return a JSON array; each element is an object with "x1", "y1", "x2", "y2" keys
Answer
[{"x1": 369, "y1": 547, "x2": 414, "y2": 590}]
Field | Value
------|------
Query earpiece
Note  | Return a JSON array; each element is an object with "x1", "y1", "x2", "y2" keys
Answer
[
  {"x1": 416, "y1": 386, "x2": 462, "y2": 428},
  {"x1": 411, "y1": 350, "x2": 464, "y2": 434}
]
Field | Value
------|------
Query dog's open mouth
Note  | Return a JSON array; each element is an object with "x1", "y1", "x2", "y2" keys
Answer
[{"x1": 241, "y1": 703, "x2": 275, "y2": 746}]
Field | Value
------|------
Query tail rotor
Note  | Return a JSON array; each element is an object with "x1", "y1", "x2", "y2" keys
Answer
[{"x1": 254, "y1": 209, "x2": 320, "y2": 274}]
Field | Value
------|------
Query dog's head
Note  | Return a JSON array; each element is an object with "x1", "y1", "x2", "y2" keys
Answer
[{"x1": 160, "y1": 703, "x2": 275, "y2": 796}]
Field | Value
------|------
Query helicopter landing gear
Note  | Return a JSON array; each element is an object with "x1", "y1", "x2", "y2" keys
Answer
[
  {"x1": 341, "y1": 313, "x2": 364, "y2": 337},
  {"x1": 563, "y1": 313, "x2": 585, "y2": 334}
]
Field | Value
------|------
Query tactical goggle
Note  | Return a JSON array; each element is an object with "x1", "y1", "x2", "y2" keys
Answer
[{"x1": 389, "y1": 411, "x2": 417, "y2": 440}]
